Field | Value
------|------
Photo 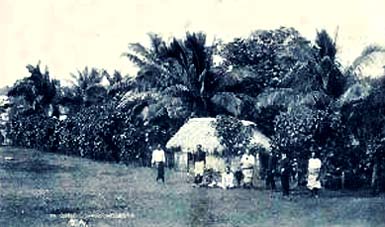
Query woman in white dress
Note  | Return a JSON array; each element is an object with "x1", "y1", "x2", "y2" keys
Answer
[
  {"x1": 240, "y1": 149, "x2": 255, "y2": 188},
  {"x1": 307, "y1": 151, "x2": 322, "y2": 198}
]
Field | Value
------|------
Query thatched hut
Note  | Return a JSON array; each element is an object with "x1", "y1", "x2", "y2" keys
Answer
[{"x1": 166, "y1": 118, "x2": 271, "y2": 174}]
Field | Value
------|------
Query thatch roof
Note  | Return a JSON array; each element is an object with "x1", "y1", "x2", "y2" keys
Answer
[{"x1": 166, "y1": 117, "x2": 271, "y2": 154}]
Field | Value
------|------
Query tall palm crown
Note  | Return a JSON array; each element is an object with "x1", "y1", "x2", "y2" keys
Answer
[
  {"x1": 8, "y1": 62, "x2": 60, "y2": 115},
  {"x1": 70, "y1": 67, "x2": 108, "y2": 105},
  {"x1": 123, "y1": 32, "x2": 218, "y2": 116}
]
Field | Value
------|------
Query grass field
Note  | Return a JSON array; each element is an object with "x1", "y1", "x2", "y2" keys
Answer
[{"x1": 0, "y1": 147, "x2": 384, "y2": 227}]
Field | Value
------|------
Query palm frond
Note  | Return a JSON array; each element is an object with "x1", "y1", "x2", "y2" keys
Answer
[
  {"x1": 121, "y1": 52, "x2": 146, "y2": 67},
  {"x1": 128, "y1": 43, "x2": 151, "y2": 59},
  {"x1": 185, "y1": 32, "x2": 208, "y2": 76},
  {"x1": 348, "y1": 44, "x2": 385, "y2": 76},
  {"x1": 148, "y1": 33, "x2": 166, "y2": 57},
  {"x1": 163, "y1": 84, "x2": 191, "y2": 97},
  {"x1": 256, "y1": 88, "x2": 297, "y2": 109},
  {"x1": 339, "y1": 82, "x2": 371, "y2": 105},
  {"x1": 315, "y1": 29, "x2": 337, "y2": 61},
  {"x1": 166, "y1": 38, "x2": 188, "y2": 70},
  {"x1": 210, "y1": 92, "x2": 243, "y2": 116}
]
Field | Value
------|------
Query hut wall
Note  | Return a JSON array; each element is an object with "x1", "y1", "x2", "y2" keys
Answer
[
  {"x1": 174, "y1": 152, "x2": 188, "y2": 171},
  {"x1": 174, "y1": 153, "x2": 226, "y2": 173},
  {"x1": 206, "y1": 155, "x2": 226, "y2": 173}
]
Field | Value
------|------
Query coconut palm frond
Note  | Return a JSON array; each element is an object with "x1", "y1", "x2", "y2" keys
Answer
[
  {"x1": 185, "y1": 32, "x2": 209, "y2": 75},
  {"x1": 210, "y1": 92, "x2": 243, "y2": 116},
  {"x1": 163, "y1": 84, "x2": 191, "y2": 97},
  {"x1": 121, "y1": 52, "x2": 147, "y2": 67},
  {"x1": 69, "y1": 67, "x2": 107, "y2": 105},
  {"x1": 256, "y1": 88, "x2": 297, "y2": 109},
  {"x1": 166, "y1": 38, "x2": 188, "y2": 70},
  {"x1": 361, "y1": 45, "x2": 385, "y2": 57},
  {"x1": 315, "y1": 29, "x2": 337, "y2": 61},
  {"x1": 339, "y1": 83, "x2": 371, "y2": 105},
  {"x1": 128, "y1": 43, "x2": 149, "y2": 55},
  {"x1": 148, "y1": 33, "x2": 166, "y2": 57},
  {"x1": 128, "y1": 43, "x2": 152, "y2": 61},
  {"x1": 348, "y1": 44, "x2": 385, "y2": 76}
]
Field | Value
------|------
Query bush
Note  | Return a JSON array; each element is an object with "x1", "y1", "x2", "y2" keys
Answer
[
  {"x1": 6, "y1": 99, "x2": 179, "y2": 166},
  {"x1": 7, "y1": 113, "x2": 58, "y2": 152}
]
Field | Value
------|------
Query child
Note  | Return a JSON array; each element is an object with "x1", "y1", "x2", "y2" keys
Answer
[{"x1": 219, "y1": 166, "x2": 235, "y2": 189}]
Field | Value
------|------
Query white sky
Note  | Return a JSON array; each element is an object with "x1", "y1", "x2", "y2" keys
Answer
[{"x1": 1, "y1": 0, "x2": 385, "y2": 87}]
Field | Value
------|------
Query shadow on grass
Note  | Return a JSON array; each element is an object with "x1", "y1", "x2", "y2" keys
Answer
[{"x1": 0, "y1": 158, "x2": 75, "y2": 174}]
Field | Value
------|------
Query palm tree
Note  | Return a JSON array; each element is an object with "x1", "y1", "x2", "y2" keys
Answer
[
  {"x1": 8, "y1": 62, "x2": 60, "y2": 116},
  {"x1": 346, "y1": 44, "x2": 385, "y2": 79},
  {"x1": 315, "y1": 29, "x2": 337, "y2": 61},
  {"x1": 70, "y1": 67, "x2": 108, "y2": 106},
  {"x1": 338, "y1": 45, "x2": 385, "y2": 105},
  {"x1": 123, "y1": 32, "x2": 221, "y2": 118},
  {"x1": 105, "y1": 70, "x2": 133, "y2": 99},
  {"x1": 161, "y1": 32, "x2": 218, "y2": 116},
  {"x1": 313, "y1": 29, "x2": 347, "y2": 98},
  {"x1": 122, "y1": 33, "x2": 171, "y2": 91}
]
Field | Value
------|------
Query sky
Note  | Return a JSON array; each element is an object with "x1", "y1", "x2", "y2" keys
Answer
[{"x1": 1, "y1": 0, "x2": 385, "y2": 87}]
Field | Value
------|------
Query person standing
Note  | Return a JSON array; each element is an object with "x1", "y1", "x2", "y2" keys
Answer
[
  {"x1": 266, "y1": 153, "x2": 277, "y2": 190},
  {"x1": 151, "y1": 144, "x2": 166, "y2": 183},
  {"x1": 307, "y1": 151, "x2": 322, "y2": 198},
  {"x1": 194, "y1": 144, "x2": 206, "y2": 184},
  {"x1": 240, "y1": 149, "x2": 255, "y2": 188},
  {"x1": 234, "y1": 167, "x2": 244, "y2": 187},
  {"x1": 291, "y1": 158, "x2": 299, "y2": 189},
  {"x1": 280, "y1": 153, "x2": 290, "y2": 196}
]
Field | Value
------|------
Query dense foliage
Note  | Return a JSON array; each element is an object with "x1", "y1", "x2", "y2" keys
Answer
[
  {"x1": 7, "y1": 99, "x2": 178, "y2": 166},
  {"x1": 4, "y1": 27, "x2": 385, "y2": 191},
  {"x1": 213, "y1": 115, "x2": 252, "y2": 157}
]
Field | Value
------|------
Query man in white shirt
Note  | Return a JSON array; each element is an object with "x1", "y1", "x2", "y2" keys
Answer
[{"x1": 151, "y1": 144, "x2": 166, "y2": 183}]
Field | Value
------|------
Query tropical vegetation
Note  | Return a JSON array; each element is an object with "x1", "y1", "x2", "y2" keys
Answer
[{"x1": 4, "y1": 27, "x2": 385, "y2": 192}]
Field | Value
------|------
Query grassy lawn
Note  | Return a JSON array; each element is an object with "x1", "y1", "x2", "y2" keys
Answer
[{"x1": 0, "y1": 147, "x2": 384, "y2": 227}]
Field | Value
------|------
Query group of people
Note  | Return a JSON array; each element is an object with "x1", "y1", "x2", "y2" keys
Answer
[
  {"x1": 266, "y1": 150, "x2": 322, "y2": 197},
  {"x1": 150, "y1": 143, "x2": 323, "y2": 197},
  {"x1": 193, "y1": 145, "x2": 257, "y2": 190}
]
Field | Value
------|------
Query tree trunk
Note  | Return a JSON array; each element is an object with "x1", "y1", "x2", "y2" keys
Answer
[
  {"x1": 341, "y1": 171, "x2": 345, "y2": 190},
  {"x1": 371, "y1": 163, "x2": 378, "y2": 187},
  {"x1": 371, "y1": 162, "x2": 378, "y2": 194}
]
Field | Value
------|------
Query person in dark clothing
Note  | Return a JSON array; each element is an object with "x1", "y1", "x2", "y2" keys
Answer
[
  {"x1": 194, "y1": 144, "x2": 206, "y2": 184},
  {"x1": 0, "y1": 133, "x2": 4, "y2": 146},
  {"x1": 157, "y1": 161, "x2": 165, "y2": 182},
  {"x1": 234, "y1": 169, "x2": 244, "y2": 187},
  {"x1": 280, "y1": 153, "x2": 291, "y2": 196},
  {"x1": 266, "y1": 153, "x2": 277, "y2": 190}
]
